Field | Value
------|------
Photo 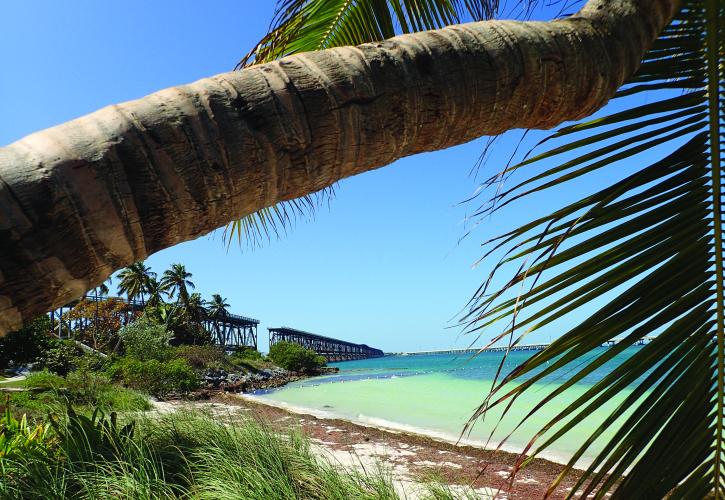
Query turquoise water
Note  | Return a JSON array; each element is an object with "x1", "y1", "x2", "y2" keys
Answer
[{"x1": 251, "y1": 347, "x2": 643, "y2": 466}]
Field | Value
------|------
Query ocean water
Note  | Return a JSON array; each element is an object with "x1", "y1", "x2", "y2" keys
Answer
[{"x1": 250, "y1": 346, "x2": 644, "y2": 466}]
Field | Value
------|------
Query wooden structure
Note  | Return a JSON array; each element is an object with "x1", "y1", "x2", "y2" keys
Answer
[
  {"x1": 49, "y1": 296, "x2": 259, "y2": 350},
  {"x1": 268, "y1": 326, "x2": 384, "y2": 362}
]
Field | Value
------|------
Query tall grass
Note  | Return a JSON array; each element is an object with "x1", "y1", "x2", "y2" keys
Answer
[
  {"x1": 1, "y1": 409, "x2": 483, "y2": 498},
  {"x1": 146, "y1": 411, "x2": 400, "y2": 499},
  {"x1": 0, "y1": 410, "x2": 402, "y2": 499}
]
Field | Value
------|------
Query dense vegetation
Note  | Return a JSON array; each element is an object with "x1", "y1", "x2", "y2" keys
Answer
[
  {"x1": 0, "y1": 263, "x2": 358, "y2": 498},
  {"x1": 268, "y1": 341, "x2": 327, "y2": 373},
  {"x1": 0, "y1": 261, "x2": 331, "y2": 424}
]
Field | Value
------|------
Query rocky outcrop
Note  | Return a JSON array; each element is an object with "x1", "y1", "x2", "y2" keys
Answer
[{"x1": 201, "y1": 366, "x2": 339, "y2": 393}]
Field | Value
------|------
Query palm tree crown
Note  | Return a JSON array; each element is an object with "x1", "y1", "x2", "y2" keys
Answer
[
  {"x1": 87, "y1": 277, "x2": 112, "y2": 300},
  {"x1": 161, "y1": 264, "x2": 195, "y2": 303},
  {"x1": 117, "y1": 262, "x2": 155, "y2": 304},
  {"x1": 183, "y1": 292, "x2": 206, "y2": 323},
  {"x1": 144, "y1": 276, "x2": 169, "y2": 309},
  {"x1": 206, "y1": 294, "x2": 230, "y2": 319}
]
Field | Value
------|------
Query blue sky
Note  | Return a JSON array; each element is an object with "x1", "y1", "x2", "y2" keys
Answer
[{"x1": 1, "y1": 1, "x2": 670, "y2": 352}]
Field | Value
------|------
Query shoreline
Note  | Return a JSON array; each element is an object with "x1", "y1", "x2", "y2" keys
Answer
[
  {"x1": 239, "y1": 392, "x2": 583, "y2": 469},
  {"x1": 162, "y1": 393, "x2": 590, "y2": 499}
]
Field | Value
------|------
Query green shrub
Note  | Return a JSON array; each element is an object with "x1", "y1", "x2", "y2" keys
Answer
[
  {"x1": 0, "y1": 405, "x2": 55, "y2": 462},
  {"x1": 114, "y1": 358, "x2": 200, "y2": 397},
  {"x1": 229, "y1": 346, "x2": 263, "y2": 362},
  {"x1": 268, "y1": 342, "x2": 326, "y2": 373},
  {"x1": 0, "y1": 316, "x2": 52, "y2": 369},
  {"x1": 7, "y1": 391, "x2": 61, "y2": 422},
  {"x1": 75, "y1": 350, "x2": 111, "y2": 372},
  {"x1": 65, "y1": 369, "x2": 113, "y2": 405},
  {"x1": 118, "y1": 317, "x2": 172, "y2": 361},
  {"x1": 35, "y1": 340, "x2": 82, "y2": 376},
  {"x1": 23, "y1": 371, "x2": 65, "y2": 391},
  {"x1": 173, "y1": 344, "x2": 227, "y2": 370},
  {"x1": 94, "y1": 385, "x2": 151, "y2": 412}
]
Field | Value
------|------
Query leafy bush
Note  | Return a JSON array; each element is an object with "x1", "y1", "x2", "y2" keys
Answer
[
  {"x1": 75, "y1": 350, "x2": 111, "y2": 372},
  {"x1": 6, "y1": 391, "x2": 61, "y2": 422},
  {"x1": 229, "y1": 346, "x2": 263, "y2": 362},
  {"x1": 0, "y1": 316, "x2": 52, "y2": 369},
  {"x1": 65, "y1": 369, "x2": 113, "y2": 405},
  {"x1": 0, "y1": 404, "x2": 54, "y2": 462},
  {"x1": 23, "y1": 371, "x2": 65, "y2": 391},
  {"x1": 119, "y1": 317, "x2": 172, "y2": 361},
  {"x1": 113, "y1": 358, "x2": 200, "y2": 397},
  {"x1": 11, "y1": 369, "x2": 150, "y2": 419},
  {"x1": 35, "y1": 340, "x2": 82, "y2": 376},
  {"x1": 94, "y1": 385, "x2": 151, "y2": 412},
  {"x1": 268, "y1": 342, "x2": 326, "y2": 373},
  {"x1": 173, "y1": 344, "x2": 227, "y2": 370}
]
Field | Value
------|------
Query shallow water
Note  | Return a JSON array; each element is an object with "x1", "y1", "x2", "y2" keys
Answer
[{"x1": 251, "y1": 346, "x2": 644, "y2": 466}]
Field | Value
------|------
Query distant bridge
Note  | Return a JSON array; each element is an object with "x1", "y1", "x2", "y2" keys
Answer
[
  {"x1": 50, "y1": 296, "x2": 259, "y2": 350},
  {"x1": 398, "y1": 344, "x2": 549, "y2": 356},
  {"x1": 398, "y1": 337, "x2": 657, "y2": 356},
  {"x1": 603, "y1": 336, "x2": 655, "y2": 346},
  {"x1": 268, "y1": 327, "x2": 384, "y2": 362}
]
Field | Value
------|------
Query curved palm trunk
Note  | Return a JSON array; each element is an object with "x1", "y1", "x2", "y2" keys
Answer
[{"x1": 0, "y1": 0, "x2": 678, "y2": 333}]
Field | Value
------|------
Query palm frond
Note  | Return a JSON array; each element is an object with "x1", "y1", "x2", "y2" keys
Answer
[
  {"x1": 463, "y1": 0, "x2": 724, "y2": 496},
  {"x1": 238, "y1": 0, "x2": 498, "y2": 68},
  {"x1": 225, "y1": 0, "x2": 501, "y2": 248}
]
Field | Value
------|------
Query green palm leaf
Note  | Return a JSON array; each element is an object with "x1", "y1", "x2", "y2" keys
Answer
[
  {"x1": 225, "y1": 0, "x2": 499, "y2": 247},
  {"x1": 238, "y1": 0, "x2": 496, "y2": 67},
  {"x1": 463, "y1": 0, "x2": 724, "y2": 497}
]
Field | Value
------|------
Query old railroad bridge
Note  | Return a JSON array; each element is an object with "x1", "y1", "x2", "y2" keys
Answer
[
  {"x1": 269, "y1": 327, "x2": 384, "y2": 362},
  {"x1": 49, "y1": 297, "x2": 385, "y2": 361},
  {"x1": 51, "y1": 296, "x2": 259, "y2": 350}
]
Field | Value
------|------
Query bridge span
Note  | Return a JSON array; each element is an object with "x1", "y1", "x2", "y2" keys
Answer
[{"x1": 268, "y1": 327, "x2": 384, "y2": 362}]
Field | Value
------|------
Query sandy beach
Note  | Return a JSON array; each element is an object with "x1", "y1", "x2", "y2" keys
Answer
[{"x1": 156, "y1": 394, "x2": 591, "y2": 499}]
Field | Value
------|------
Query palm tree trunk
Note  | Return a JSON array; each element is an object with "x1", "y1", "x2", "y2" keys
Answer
[{"x1": 0, "y1": 0, "x2": 678, "y2": 333}]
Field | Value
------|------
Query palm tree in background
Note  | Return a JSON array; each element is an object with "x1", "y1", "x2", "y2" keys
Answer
[
  {"x1": 86, "y1": 277, "x2": 112, "y2": 331},
  {"x1": 206, "y1": 293, "x2": 230, "y2": 342},
  {"x1": 206, "y1": 294, "x2": 230, "y2": 321},
  {"x1": 117, "y1": 262, "x2": 155, "y2": 306},
  {"x1": 161, "y1": 264, "x2": 195, "y2": 304},
  {"x1": 87, "y1": 278, "x2": 111, "y2": 301},
  {"x1": 144, "y1": 276, "x2": 169, "y2": 309},
  {"x1": 184, "y1": 292, "x2": 206, "y2": 323}
]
